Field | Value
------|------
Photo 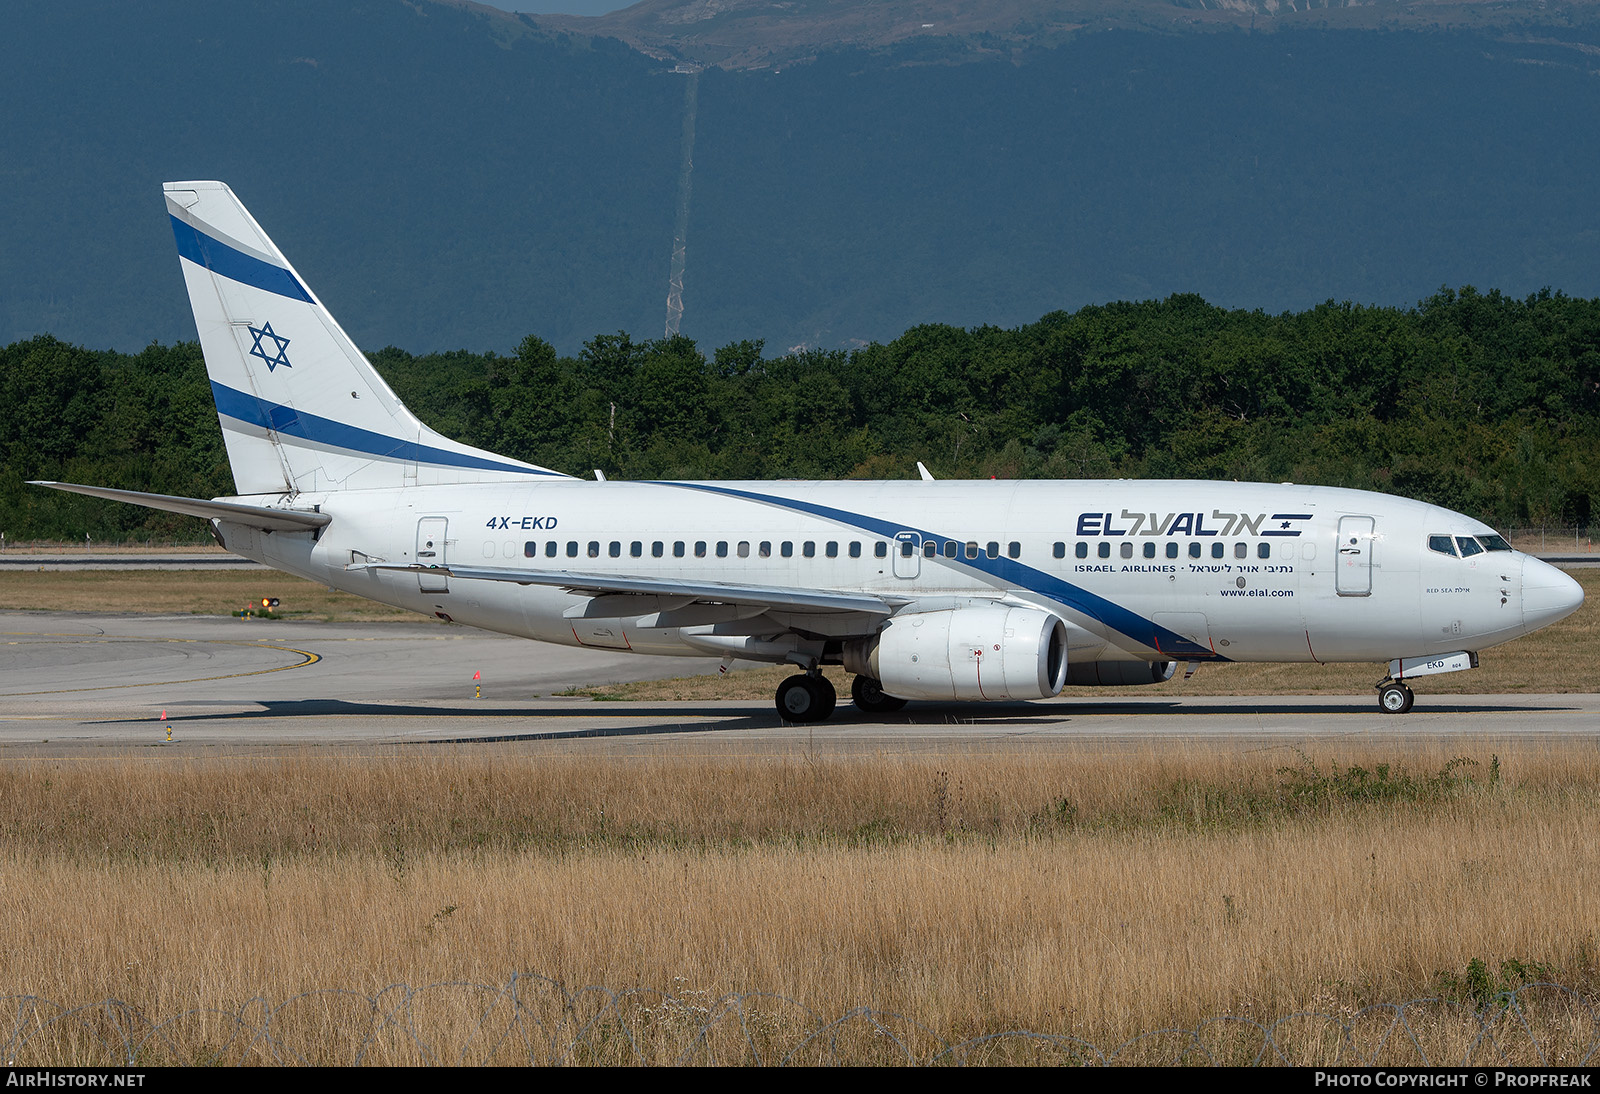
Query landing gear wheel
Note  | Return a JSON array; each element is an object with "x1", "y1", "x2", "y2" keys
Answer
[
  {"x1": 851, "y1": 675, "x2": 908, "y2": 714},
  {"x1": 1378, "y1": 682, "x2": 1415, "y2": 714},
  {"x1": 777, "y1": 674, "x2": 835, "y2": 722},
  {"x1": 813, "y1": 674, "x2": 837, "y2": 720}
]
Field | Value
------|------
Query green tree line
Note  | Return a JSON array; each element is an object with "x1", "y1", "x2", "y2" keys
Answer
[{"x1": 3, "y1": 287, "x2": 1598, "y2": 542}]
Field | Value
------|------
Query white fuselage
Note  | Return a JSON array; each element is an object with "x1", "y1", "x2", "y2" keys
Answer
[{"x1": 220, "y1": 478, "x2": 1578, "y2": 668}]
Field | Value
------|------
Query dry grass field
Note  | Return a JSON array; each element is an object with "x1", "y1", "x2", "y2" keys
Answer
[
  {"x1": 0, "y1": 570, "x2": 416, "y2": 621},
  {"x1": 3, "y1": 567, "x2": 1597, "y2": 1063},
  {"x1": 3, "y1": 745, "x2": 1600, "y2": 1064}
]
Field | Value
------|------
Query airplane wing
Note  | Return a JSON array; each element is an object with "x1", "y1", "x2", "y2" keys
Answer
[
  {"x1": 359, "y1": 563, "x2": 898, "y2": 617},
  {"x1": 28, "y1": 481, "x2": 331, "y2": 532}
]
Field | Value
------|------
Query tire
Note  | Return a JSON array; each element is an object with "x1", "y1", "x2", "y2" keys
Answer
[
  {"x1": 777, "y1": 674, "x2": 828, "y2": 722},
  {"x1": 813, "y1": 674, "x2": 838, "y2": 720},
  {"x1": 1378, "y1": 682, "x2": 1415, "y2": 714},
  {"x1": 851, "y1": 675, "x2": 908, "y2": 714}
]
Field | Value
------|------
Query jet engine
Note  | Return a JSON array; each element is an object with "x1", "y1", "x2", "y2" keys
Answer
[{"x1": 843, "y1": 606, "x2": 1068, "y2": 701}]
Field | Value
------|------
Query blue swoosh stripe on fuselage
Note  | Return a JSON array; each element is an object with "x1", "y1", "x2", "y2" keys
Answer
[
  {"x1": 171, "y1": 215, "x2": 315, "y2": 303},
  {"x1": 211, "y1": 382, "x2": 559, "y2": 477},
  {"x1": 651, "y1": 481, "x2": 1225, "y2": 661}
]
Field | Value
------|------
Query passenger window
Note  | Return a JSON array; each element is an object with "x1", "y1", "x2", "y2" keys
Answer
[
  {"x1": 673, "y1": 541, "x2": 685, "y2": 558},
  {"x1": 588, "y1": 541, "x2": 601, "y2": 558},
  {"x1": 716, "y1": 541, "x2": 729, "y2": 558},
  {"x1": 805, "y1": 542, "x2": 817, "y2": 558},
  {"x1": 943, "y1": 541, "x2": 957, "y2": 558},
  {"x1": 609, "y1": 541, "x2": 622, "y2": 558},
  {"x1": 1166, "y1": 542, "x2": 1178, "y2": 559},
  {"x1": 1211, "y1": 543, "x2": 1224, "y2": 559},
  {"x1": 1097, "y1": 542, "x2": 1111, "y2": 559},
  {"x1": 1143, "y1": 542, "x2": 1156, "y2": 559},
  {"x1": 986, "y1": 541, "x2": 999, "y2": 559},
  {"x1": 849, "y1": 542, "x2": 862, "y2": 558},
  {"x1": 1008, "y1": 542, "x2": 1021, "y2": 559},
  {"x1": 900, "y1": 542, "x2": 914, "y2": 558},
  {"x1": 1257, "y1": 543, "x2": 1270, "y2": 560},
  {"x1": 782, "y1": 542, "x2": 794, "y2": 558},
  {"x1": 652, "y1": 541, "x2": 664, "y2": 558},
  {"x1": 695, "y1": 541, "x2": 707, "y2": 558},
  {"x1": 1120, "y1": 542, "x2": 1133, "y2": 559},
  {"x1": 1428, "y1": 535, "x2": 1457, "y2": 557},
  {"x1": 1054, "y1": 542, "x2": 1067, "y2": 559},
  {"x1": 875, "y1": 542, "x2": 888, "y2": 559},
  {"x1": 1074, "y1": 543, "x2": 1087, "y2": 559},
  {"x1": 523, "y1": 541, "x2": 537, "y2": 558},
  {"x1": 546, "y1": 541, "x2": 557, "y2": 558},
  {"x1": 567, "y1": 541, "x2": 579, "y2": 558},
  {"x1": 1234, "y1": 542, "x2": 1247, "y2": 559},
  {"x1": 1456, "y1": 536, "x2": 1484, "y2": 558},
  {"x1": 1189, "y1": 543, "x2": 1202, "y2": 559},
  {"x1": 630, "y1": 541, "x2": 643, "y2": 557},
  {"x1": 759, "y1": 541, "x2": 771, "y2": 558},
  {"x1": 737, "y1": 541, "x2": 750, "y2": 558},
  {"x1": 826, "y1": 541, "x2": 839, "y2": 558},
  {"x1": 965, "y1": 542, "x2": 978, "y2": 559}
]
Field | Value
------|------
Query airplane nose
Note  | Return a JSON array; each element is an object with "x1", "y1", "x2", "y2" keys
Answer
[{"x1": 1522, "y1": 556, "x2": 1585, "y2": 631}]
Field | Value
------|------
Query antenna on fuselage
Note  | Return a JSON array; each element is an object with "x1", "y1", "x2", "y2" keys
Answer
[{"x1": 916, "y1": 462, "x2": 935, "y2": 482}]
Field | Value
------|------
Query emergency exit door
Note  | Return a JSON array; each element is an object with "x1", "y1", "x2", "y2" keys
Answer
[{"x1": 893, "y1": 531, "x2": 921, "y2": 579}]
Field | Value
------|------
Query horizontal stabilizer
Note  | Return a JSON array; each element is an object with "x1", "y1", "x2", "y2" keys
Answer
[
  {"x1": 357, "y1": 563, "x2": 896, "y2": 617},
  {"x1": 28, "y1": 482, "x2": 331, "y2": 532}
]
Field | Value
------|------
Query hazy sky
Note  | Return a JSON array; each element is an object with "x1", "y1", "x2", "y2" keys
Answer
[{"x1": 491, "y1": 1, "x2": 636, "y2": 14}]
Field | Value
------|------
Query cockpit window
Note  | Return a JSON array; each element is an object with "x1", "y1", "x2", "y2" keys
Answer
[
  {"x1": 1428, "y1": 535, "x2": 1457, "y2": 557},
  {"x1": 1478, "y1": 534, "x2": 1512, "y2": 552},
  {"x1": 1456, "y1": 536, "x2": 1484, "y2": 558}
]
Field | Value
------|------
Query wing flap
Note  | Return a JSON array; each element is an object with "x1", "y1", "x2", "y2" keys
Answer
[{"x1": 360, "y1": 563, "x2": 895, "y2": 617}]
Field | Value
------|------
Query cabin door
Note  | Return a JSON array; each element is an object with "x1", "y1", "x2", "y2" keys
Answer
[{"x1": 1336, "y1": 516, "x2": 1375, "y2": 597}]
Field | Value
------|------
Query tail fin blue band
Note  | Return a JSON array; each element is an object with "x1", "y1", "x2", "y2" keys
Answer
[
  {"x1": 211, "y1": 382, "x2": 559, "y2": 477},
  {"x1": 170, "y1": 215, "x2": 314, "y2": 303}
]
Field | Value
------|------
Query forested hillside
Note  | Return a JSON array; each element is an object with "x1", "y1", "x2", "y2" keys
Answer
[{"x1": 4, "y1": 288, "x2": 1596, "y2": 541}]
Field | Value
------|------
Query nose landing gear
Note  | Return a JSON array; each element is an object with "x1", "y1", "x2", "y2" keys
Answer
[{"x1": 1377, "y1": 679, "x2": 1415, "y2": 714}]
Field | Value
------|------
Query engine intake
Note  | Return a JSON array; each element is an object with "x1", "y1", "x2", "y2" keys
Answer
[{"x1": 844, "y1": 606, "x2": 1068, "y2": 701}]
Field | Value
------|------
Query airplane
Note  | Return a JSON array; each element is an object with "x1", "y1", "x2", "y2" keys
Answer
[{"x1": 31, "y1": 181, "x2": 1586, "y2": 721}]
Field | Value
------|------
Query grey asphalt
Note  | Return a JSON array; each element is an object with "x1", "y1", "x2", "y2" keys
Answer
[{"x1": 0, "y1": 610, "x2": 1593, "y2": 756}]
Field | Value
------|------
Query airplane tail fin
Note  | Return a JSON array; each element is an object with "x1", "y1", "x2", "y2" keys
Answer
[{"x1": 164, "y1": 181, "x2": 568, "y2": 495}]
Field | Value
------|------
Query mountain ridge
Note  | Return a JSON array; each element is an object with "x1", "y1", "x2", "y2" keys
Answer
[{"x1": 517, "y1": 0, "x2": 1600, "y2": 68}]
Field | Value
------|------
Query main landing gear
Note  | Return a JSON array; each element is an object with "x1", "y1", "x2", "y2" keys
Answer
[
  {"x1": 1377, "y1": 679, "x2": 1415, "y2": 714},
  {"x1": 850, "y1": 674, "x2": 907, "y2": 714},
  {"x1": 776, "y1": 673, "x2": 836, "y2": 722},
  {"x1": 775, "y1": 673, "x2": 910, "y2": 721}
]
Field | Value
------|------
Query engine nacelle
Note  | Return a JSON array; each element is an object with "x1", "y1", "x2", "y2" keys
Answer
[
  {"x1": 844, "y1": 606, "x2": 1069, "y2": 701},
  {"x1": 1063, "y1": 660, "x2": 1176, "y2": 687}
]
